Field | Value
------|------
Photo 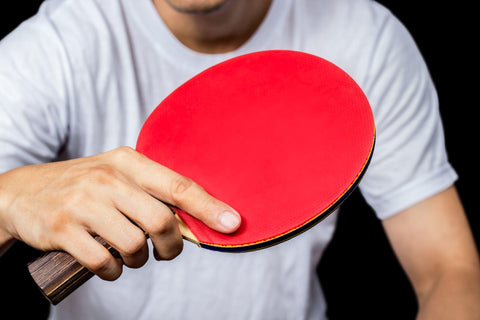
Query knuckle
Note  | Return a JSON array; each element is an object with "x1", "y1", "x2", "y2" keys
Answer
[
  {"x1": 169, "y1": 176, "x2": 194, "y2": 204},
  {"x1": 88, "y1": 252, "x2": 115, "y2": 274},
  {"x1": 148, "y1": 212, "x2": 176, "y2": 236},
  {"x1": 46, "y1": 208, "x2": 70, "y2": 234},
  {"x1": 111, "y1": 146, "x2": 137, "y2": 163},
  {"x1": 117, "y1": 146, "x2": 135, "y2": 153},
  {"x1": 87, "y1": 164, "x2": 117, "y2": 183},
  {"x1": 66, "y1": 188, "x2": 90, "y2": 206},
  {"x1": 159, "y1": 239, "x2": 184, "y2": 261},
  {"x1": 122, "y1": 231, "x2": 147, "y2": 256},
  {"x1": 36, "y1": 222, "x2": 69, "y2": 250},
  {"x1": 169, "y1": 240, "x2": 184, "y2": 259},
  {"x1": 102, "y1": 265, "x2": 122, "y2": 281},
  {"x1": 124, "y1": 254, "x2": 148, "y2": 269},
  {"x1": 197, "y1": 195, "x2": 217, "y2": 212},
  {"x1": 82, "y1": 165, "x2": 127, "y2": 195},
  {"x1": 60, "y1": 190, "x2": 93, "y2": 223}
]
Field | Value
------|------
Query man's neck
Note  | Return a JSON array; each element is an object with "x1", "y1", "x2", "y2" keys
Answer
[{"x1": 152, "y1": 0, "x2": 273, "y2": 54}]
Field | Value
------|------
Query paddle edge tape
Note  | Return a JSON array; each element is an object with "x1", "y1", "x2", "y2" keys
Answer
[{"x1": 192, "y1": 131, "x2": 376, "y2": 253}]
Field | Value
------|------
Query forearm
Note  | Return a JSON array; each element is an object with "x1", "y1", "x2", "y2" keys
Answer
[
  {"x1": 383, "y1": 187, "x2": 480, "y2": 320},
  {"x1": 417, "y1": 266, "x2": 480, "y2": 320},
  {"x1": 0, "y1": 177, "x2": 15, "y2": 255}
]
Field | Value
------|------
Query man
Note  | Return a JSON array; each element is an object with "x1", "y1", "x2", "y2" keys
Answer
[{"x1": 0, "y1": 0, "x2": 479, "y2": 319}]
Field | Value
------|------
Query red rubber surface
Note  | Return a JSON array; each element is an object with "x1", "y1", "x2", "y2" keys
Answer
[{"x1": 136, "y1": 50, "x2": 375, "y2": 249}]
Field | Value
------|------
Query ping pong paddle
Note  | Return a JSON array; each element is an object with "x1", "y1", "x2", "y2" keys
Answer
[{"x1": 27, "y1": 50, "x2": 375, "y2": 304}]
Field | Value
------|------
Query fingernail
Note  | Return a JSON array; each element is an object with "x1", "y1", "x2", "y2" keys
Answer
[{"x1": 219, "y1": 210, "x2": 241, "y2": 230}]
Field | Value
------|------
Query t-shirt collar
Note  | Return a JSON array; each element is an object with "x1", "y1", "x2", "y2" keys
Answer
[{"x1": 129, "y1": 0, "x2": 289, "y2": 68}]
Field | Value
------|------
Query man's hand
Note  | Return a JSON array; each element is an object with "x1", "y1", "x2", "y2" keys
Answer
[{"x1": 0, "y1": 147, "x2": 241, "y2": 280}]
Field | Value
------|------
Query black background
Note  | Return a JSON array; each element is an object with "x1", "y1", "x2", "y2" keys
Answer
[{"x1": 0, "y1": 1, "x2": 477, "y2": 319}]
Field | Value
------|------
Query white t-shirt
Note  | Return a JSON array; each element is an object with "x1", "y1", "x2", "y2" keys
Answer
[{"x1": 0, "y1": 0, "x2": 457, "y2": 319}]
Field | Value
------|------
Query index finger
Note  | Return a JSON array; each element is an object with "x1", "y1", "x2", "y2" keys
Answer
[{"x1": 110, "y1": 147, "x2": 241, "y2": 234}]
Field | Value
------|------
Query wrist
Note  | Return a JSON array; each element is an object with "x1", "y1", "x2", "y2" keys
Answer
[
  {"x1": 0, "y1": 228, "x2": 15, "y2": 256},
  {"x1": 0, "y1": 170, "x2": 17, "y2": 255}
]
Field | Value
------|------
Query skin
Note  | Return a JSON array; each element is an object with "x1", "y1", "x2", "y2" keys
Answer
[
  {"x1": 383, "y1": 186, "x2": 480, "y2": 319},
  {"x1": 1, "y1": 0, "x2": 479, "y2": 318},
  {"x1": 153, "y1": 0, "x2": 273, "y2": 53},
  {"x1": 0, "y1": 147, "x2": 241, "y2": 279}
]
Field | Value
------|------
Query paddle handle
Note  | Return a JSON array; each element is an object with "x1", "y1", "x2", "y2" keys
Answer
[{"x1": 27, "y1": 236, "x2": 117, "y2": 305}]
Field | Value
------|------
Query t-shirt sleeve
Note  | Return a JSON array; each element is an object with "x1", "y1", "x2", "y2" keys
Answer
[
  {"x1": 0, "y1": 3, "x2": 71, "y2": 173},
  {"x1": 358, "y1": 9, "x2": 458, "y2": 219}
]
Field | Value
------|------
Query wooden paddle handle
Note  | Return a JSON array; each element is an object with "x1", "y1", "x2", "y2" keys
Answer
[{"x1": 27, "y1": 236, "x2": 118, "y2": 305}]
